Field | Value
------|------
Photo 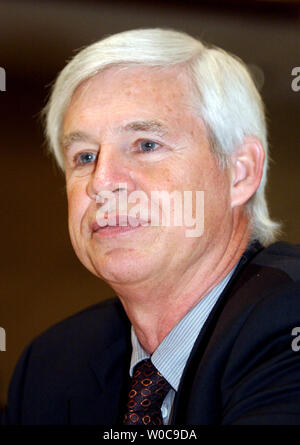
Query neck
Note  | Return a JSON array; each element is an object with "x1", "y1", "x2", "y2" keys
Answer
[{"x1": 113, "y1": 214, "x2": 251, "y2": 354}]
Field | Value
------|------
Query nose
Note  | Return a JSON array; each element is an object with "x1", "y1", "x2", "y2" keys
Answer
[{"x1": 87, "y1": 144, "x2": 135, "y2": 200}]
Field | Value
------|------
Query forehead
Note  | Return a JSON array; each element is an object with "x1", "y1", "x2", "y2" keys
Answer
[{"x1": 64, "y1": 65, "x2": 194, "y2": 126}]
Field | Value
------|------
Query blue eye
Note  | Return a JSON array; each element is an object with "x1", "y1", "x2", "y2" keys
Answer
[
  {"x1": 140, "y1": 141, "x2": 158, "y2": 152},
  {"x1": 76, "y1": 152, "x2": 97, "y2": 165}
]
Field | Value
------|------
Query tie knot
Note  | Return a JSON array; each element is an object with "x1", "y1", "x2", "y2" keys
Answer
[{"x1": 123, "y1": 359, "x2": 171, "y2": 425}]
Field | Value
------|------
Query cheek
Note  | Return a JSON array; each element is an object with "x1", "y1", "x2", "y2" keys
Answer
[
  {"x1": 130, "y1": 163, "x2": 176, "y2": 193},
  {"x1": 66, "y1": 182, "x2": 89, "y2": 234},
  {"x1": 204, "y1": 168, "x2": 232, "y2": 230},
  {"x1": 183, "y1": 152, "x2": 231, "y2": 221},
  {"x1": 143, "y1": 156, "x2": 195, "y2": 188}
]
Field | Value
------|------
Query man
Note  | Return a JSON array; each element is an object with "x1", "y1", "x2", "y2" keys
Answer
[{"x1": 2, "y1": 28, "x2": 300, "y2": 425}]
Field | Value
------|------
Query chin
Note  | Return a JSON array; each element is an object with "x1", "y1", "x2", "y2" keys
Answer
[{"x1": 90, "y1": 247, "x2": 157, "y2": 286}]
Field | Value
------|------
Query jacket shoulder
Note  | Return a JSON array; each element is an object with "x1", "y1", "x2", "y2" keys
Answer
[
  {"x1": 251, "y1": 241, "x2": 300, "y2": 282},
  {"x1": 29, "y1": 296, "x2": 130, "y2": 358},
  {"x1": 2, "y1": 297, "x2": 130, "y2": 425},
  {"x1": 224, "y1": 241, "x2": 300, "y2": 311},
  {"x1": 219, "y1": 243, "x2": 300, "y2": 424}
]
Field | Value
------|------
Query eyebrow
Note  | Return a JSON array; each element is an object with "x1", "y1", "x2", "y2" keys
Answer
[
  {"x1": 62, "y1": 131, "x2": 99, "y2": 152},
  {"x1": 62, "y1": 120, "x2": 168, "y2": 151},
  {"x1": 121, "y1": 119, "x2": 167, "y2": 135}
]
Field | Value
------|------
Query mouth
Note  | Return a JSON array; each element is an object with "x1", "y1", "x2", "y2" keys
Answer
[{"x1": 91, "y1": 214, "x2": 149, "y2": 238}]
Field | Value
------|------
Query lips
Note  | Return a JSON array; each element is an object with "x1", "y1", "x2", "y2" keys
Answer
[{"x1": 91, "y1": 214, "x2": 149, "y2": 233}]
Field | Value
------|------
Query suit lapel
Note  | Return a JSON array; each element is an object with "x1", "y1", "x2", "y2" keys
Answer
[{"x1": 69, "y1": 327, "x2": 131, "y2": 424}]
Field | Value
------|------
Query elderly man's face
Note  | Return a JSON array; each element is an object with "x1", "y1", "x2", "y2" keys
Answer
[{"x1": 63, "y1": 66, "x2": 232, "y2": 287}]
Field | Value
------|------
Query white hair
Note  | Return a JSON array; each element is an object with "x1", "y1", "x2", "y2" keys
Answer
[{"x1": 44, "y1": 28, "x2": 280, "y2": 245}]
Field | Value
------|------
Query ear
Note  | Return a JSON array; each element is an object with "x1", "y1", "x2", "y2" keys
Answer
[{"x1": 230, "y1": 136, "x2": 265, "y2": 208}]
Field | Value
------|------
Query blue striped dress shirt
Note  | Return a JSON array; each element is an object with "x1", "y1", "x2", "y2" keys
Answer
[{"x1": 129, "y1": 265, "x2": 237, "y2": 424}]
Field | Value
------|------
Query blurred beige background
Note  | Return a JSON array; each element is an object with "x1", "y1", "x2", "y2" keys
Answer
[{"x1": 0, "y1": 0, "x2": 299, "y2": 408}]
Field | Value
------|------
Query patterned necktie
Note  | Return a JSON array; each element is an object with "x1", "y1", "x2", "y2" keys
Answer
[{"x1": 123, "y1": 359, "x2": 172, "y2": 425}]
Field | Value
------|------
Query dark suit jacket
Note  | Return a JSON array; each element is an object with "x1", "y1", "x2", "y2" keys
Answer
[{"x1": 1, "y1": 241, "x2": 300, "y2": 425}]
